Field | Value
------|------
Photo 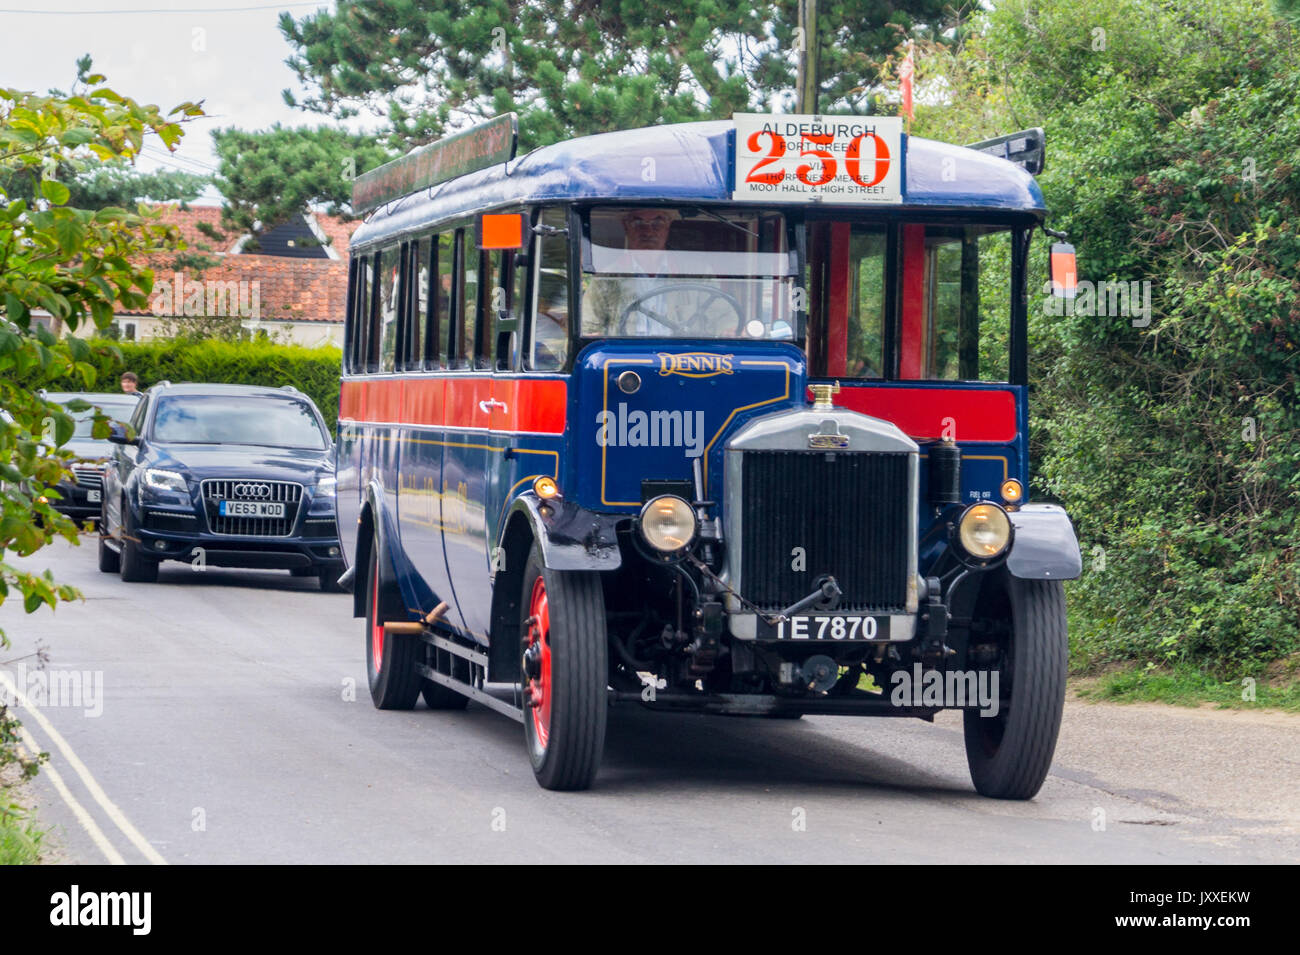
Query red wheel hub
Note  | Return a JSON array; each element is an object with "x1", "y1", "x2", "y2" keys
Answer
[
  {"x1": 370, "y1": 561, "x2": 384, "y2": 673},
  {"x1": 526, "y1": 576, "x2": 552, "y2": 749}
]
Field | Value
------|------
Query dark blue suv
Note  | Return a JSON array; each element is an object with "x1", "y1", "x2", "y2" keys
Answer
[{"x1": 98, "y1": 382, "x2": 344, "y2": 590}]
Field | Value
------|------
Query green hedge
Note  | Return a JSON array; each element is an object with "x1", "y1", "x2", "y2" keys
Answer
[{"x1": 30, "y1": 339, "x2": 343, "y2": 431}]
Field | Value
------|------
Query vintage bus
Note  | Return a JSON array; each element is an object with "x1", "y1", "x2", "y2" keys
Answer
[{"x1": 336, "y1": 114, "x2": 1082, "y2": 798}]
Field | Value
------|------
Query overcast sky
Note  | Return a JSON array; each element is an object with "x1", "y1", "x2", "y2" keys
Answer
[{"x1": 0, "y1": 1, "x2": 358, "y2": 204}]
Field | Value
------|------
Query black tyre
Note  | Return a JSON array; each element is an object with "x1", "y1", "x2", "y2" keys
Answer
[
  {"x1": 97, "y1": 503, "x2": 120, "y2": 574},
  {"x1": 963, "y1": 576, "x2": 1067, "y2": 800},
  {"x1": 421, "y1": 649, "x2": 470, "y2": 711},
  {"x1": 520, "y1": 544, "x2": 607, "y2": 791},
  {"x1": 118, "y1": 501, "x2": 158, "y2": 583},
  {"x1": 364, "y1": 543, "x2": 422, "y2": 709},
  {"x1": 317, "y1": 563, "x2": 347, "y2": 592}
]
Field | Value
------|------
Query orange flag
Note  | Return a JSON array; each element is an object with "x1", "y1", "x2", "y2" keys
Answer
[{"x1": 899, "y1": 41, "x2": 915, "y2": 128}]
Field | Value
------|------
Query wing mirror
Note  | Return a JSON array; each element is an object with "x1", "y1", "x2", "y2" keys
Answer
[{"x1": 107, "y1": 422, "x2": 139, "y2": 446}]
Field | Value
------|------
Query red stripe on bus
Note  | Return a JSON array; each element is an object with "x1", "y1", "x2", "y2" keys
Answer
[
  {"x1": 829, "y1": 386, "x2": 1017, "y2": 442},
  {"x1": 338, "y1": 377, "x2": 567, "y2": 434}
]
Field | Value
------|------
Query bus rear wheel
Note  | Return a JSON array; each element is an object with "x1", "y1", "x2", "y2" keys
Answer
[
  {"x1": 963, "y1": 576, "x2": 1067, "y2": 800},
  {"x1": 365, "y1": 543, "x2": 422, "y2": 710},
  {"x1": 520, "y1": 545, "x2": 607, "y2": 791}
]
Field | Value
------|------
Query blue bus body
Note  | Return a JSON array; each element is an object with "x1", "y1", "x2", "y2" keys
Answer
[{"x1": 337, "y1": 117, "x2": 1082, "y2": 796}]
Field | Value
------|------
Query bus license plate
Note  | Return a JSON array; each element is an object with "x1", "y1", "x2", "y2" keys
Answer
[
  {"x1": 219, "y1": 500, "x2": 284, "y2": 518},
  {"x1": 770, "y1": 615, "x2": 890, "y2": 641}
]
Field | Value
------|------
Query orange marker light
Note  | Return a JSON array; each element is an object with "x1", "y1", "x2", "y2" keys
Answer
[
  {"x1": 477, "y1": 212, "x2": 527, "y2": 250},
  {"x1": 1000, "y1": 479, "x2": 1024, "y2": 506},
  {"x1": 1050, "y1": 242, "x2": 1077, "y2": 298},
  {"x1": 533, "y1": 476, "x2": 560, "y2": 499}
]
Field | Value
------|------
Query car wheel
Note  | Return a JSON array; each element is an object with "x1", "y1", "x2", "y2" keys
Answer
[
  {"x1": 118, "y1": 499, "x2": 158, "y2": 583},
  {"x1": 364, "y1": 543, "x2": 422, "y2": 709},
  {"x1": 317, "y1": 563, "x2": 347, "y2": 593},
  {"x1": 963, "y1": 576, "x2": 1067, "y2": 800},
  {"x1": 97, "y1": 501, "x2": 120, "y2": 574},
  {"x1": 520, "y1": 543, "x2": 607, "y2": 791}
]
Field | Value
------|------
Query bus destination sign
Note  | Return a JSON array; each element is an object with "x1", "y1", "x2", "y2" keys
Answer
[
  {"x1": 351, "y1": 113, "x2": 519, "y2": 214},
  {"x1": 731, "y1": 113, "x2": 903, "y2": 204}
]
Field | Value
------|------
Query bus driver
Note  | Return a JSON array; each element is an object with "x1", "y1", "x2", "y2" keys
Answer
[{"x1": 581, "y1": 208, "x2": 737, "y2": 337}]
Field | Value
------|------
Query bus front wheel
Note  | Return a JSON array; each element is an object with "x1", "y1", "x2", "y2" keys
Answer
[
  {"x1": 520, "y1": 545, "x2": 607, "y2": 791},
  {"x1": 963, "y1": 576, "x2": 1067, "y2": 799}
]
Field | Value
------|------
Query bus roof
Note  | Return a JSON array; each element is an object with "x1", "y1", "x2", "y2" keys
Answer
[{"x1": 351, "y1": 119, "x2": 1045, "y2": 250}]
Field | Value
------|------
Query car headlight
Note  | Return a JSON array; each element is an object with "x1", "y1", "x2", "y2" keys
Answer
[
  {"x1": 144, "y1": 468, "x2": 187, "y2": 493},
  {"x1": 316, "y1": 477, "x2": 337, "y2": 497},
  {"x1": 638, "y1": 495, "x2": 697, "y2": 553},
  {"x1": 957, "y1": 503, "x2": 1012, "y2": 559}
]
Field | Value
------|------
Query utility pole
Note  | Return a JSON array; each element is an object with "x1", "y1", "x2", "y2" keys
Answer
[{"x1": 796, "y1": 0, "x2": 819, "y2": 114}]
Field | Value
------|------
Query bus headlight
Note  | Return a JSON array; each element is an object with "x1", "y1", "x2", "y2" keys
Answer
[
  {"x1": 638, "y1": 495, "x2": 697, "y2": 553},
  {"x1": 957, "y1": 503, "x2": 1012, "y2": 559}
]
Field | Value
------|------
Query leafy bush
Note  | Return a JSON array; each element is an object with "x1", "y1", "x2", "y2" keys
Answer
[
  {"x1": 26, "y1": 338, "x2": 343, "y2": 431},
  {"x1": 976, "y1": 0, "x2": 1300, "y2": 671}
]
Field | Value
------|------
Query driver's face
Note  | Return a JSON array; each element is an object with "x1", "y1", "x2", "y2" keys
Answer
[{"x1": 623, "y1": 211, "x2": 672, "y2": 250}]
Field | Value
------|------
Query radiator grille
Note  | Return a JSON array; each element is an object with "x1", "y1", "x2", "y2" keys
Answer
[
  {"x1": 739, "y1": 450, "x2": 910, "y2": 612},
  {"x1": 72, "y1": 466, "x2": 103, "y2": 490},
  {"x1": 201, "y1": 479, "x2": 302, "y2": 537}
]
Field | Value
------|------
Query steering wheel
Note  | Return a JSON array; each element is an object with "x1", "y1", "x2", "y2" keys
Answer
[{"x1": 617, "y1": 282, "x2": 746, "y2": 336}]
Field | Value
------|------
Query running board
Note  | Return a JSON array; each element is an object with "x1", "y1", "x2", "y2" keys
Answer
[
  {"x1": 415, "y1": 630, "x2": 523, "y2": 721},
  {"x1": 420, "y1": 630, "x2": 489, "y2": 668},
  {"x1": 416, "y1": 665, "x2": 524, "y2": 722}
]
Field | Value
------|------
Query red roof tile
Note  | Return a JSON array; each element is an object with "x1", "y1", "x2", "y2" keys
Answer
[{"x1": 122, "y1": 205, "x2": 359, "y2": 322}]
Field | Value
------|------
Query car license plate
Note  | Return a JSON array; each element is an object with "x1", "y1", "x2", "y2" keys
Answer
[
  {"x1": 219, "y1": 500, "x2": 284, "y2": 518},
  {"x1": 767, "y1": 614, "x2": 891, "y2": 641},
  {"x1": 87, "y1": 490, "x2": 101, "y2": 503}
]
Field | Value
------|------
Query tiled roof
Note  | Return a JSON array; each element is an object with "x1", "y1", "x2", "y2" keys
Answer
[
  {"x1": 124, "y1": 204, "x2": 360, "y2": 322},
  {"x1": 148, "y1": 203, "x2": 232, "y2": 252}
]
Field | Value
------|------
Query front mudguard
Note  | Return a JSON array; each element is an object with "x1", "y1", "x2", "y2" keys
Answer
[
  {"x1": 1006, "y1": 503, "x2": 1081, "y2": 580},
  {"x1": 501, "y1": 493, "x2": 623, "y2": 572}
]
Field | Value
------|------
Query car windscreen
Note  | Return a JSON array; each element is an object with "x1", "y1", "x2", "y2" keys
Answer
[
  {"x1": 68, "y1": 399, "x2": 139, "y2": 438},
  {"x1": 151, "y1": 395, "x2": 326, "y2": 450}
]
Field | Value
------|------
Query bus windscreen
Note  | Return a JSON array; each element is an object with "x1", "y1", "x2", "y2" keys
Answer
[{"x1": 580, "y1": 207, "x2": 797, "y2": 340}]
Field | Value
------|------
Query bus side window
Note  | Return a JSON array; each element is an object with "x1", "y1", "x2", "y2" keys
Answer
[
  {"x1": 433, "y1": 232, "x2": 453, "y2": 367},
  {"x1": 350, "y1": 254, "x2": 371, "y2": 374},
  {"x1": 903, "y1": 226, "x2": 1010, "y2": 382},
  {"x1": 378, "y1": 246, "x2": 400, "y2": 374},
  {"x1": 529, "y1": 207, "x2": 569, "y2": 371},
  {"x1": 405, "y1": 239, "x2": 425, "y2": 370},
  {"x1": 476, "y1": 249, "x2": 503, "y2": 370},
  {"x1": 366, "y1": 252, "x2": 382, "y2": 374},
  {"x1": 847, "y1": 228, "x2": 886, "y2": 378},
  {"x1": 454, "y1": 229, "x2": 476, "y2": 369},
  {"x1": 344, "y1": 257, "x2": 357, "y2": 373}
]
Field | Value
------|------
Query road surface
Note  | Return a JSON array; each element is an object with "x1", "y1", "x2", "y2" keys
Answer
[{"x1": 2, "y1": 538, "x2": 1295, "y2": 864}]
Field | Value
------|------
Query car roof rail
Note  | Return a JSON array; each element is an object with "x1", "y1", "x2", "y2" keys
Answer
[
  {"x1": 280, "y1": 384, "x2": 300, "y2": 392},
  {"x1": 152, "y1": 380, "x2": 172, "y2": 389}
]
